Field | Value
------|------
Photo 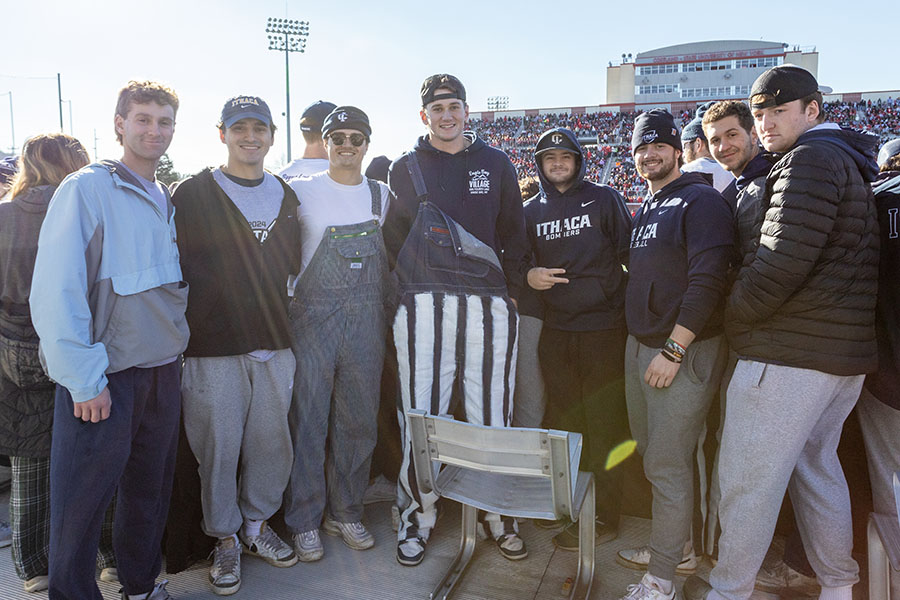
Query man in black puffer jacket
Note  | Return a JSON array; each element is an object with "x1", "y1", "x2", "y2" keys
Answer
[{"x1": 685, "y1": 66, "x2": 879, "y2": 600}]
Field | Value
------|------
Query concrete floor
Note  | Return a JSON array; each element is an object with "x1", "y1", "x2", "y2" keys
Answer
[{"x1": 0, "y1": 479, "x2": 860, "y2": 600}]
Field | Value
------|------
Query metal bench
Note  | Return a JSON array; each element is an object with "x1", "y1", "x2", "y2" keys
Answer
[
  {"x1": 407, "y1": 409, "x2": 595, "y2": 600},
  {"x1": 868, "y1": 472, "x2": 900, "y2": 599}
]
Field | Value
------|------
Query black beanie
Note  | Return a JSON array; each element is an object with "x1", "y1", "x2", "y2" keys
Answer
[
  {"x1": 681, "y1": 102, "x2": 714, "y2": 143},
  {"x1": 322, "y1": 106, "x2": 371, "y2": 138},
  {"x1": 632, "y1": 109, "x2": 681, "y2": 154}
]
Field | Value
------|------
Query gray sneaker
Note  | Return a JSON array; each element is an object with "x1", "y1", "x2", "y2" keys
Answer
[
  {"x1": 616, "y1": 544, "x2": 698, "y2": 575},
  {"x1": 293, "y1": 529, "x2": 324, "y2": 562},
  {"x1": 239, "y1": 521, "x2": 298, "y2": 567},
  {"x1": 209, "y1": 537, "x2": 241, "y2": 596},
  {"x1": 120, "y1": 579, "x2": 172, "y2": 600},
  {"x1": 322, "y1": 517, "x2": 374, "y2": 550},
  {"x1": 0, "y1": 520, "x2": 11, "y2": 549},
  {"x1": 754, "y1": 559, "x2": 820, "y2": 596}
]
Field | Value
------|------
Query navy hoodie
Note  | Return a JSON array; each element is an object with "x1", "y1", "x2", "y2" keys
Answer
[
  {"x1": 625, "y1": 172, "x2": 733, "y2": 347},
  {"x1": 524, "y1": 128, "x2": 632, "y2": 331},
  {"x1": 385, "y1": 133, "x2": 528, "y2": 298},
  {"x1": 865, "y1": 170, "x2": 900, "y2": 410}
]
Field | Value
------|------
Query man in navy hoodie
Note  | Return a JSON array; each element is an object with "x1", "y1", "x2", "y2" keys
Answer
[
  {"x1": 524, "y1": 128, "x2": 632, "y2": 550},
  {"x1": 384, "y1": 74, "x2": 529, "y2": 567},
  {"x1": 684, "y1": 66, "x2": 880, "y2": 600},
  {"x1": 618, "y1": 109, "x2": 733, "y2": 600}
]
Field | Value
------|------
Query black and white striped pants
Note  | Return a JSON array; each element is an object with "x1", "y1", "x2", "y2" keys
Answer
[{"x1": 394, "y1": 292, "x2": 518, "y2": 541}]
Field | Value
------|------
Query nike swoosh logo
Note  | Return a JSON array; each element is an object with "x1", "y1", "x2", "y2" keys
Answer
[
  {"x1": 658, "y1": 208, "x2": 669, "y2": 215},
  {"x1": 581, "y1": 200, "x2": 595, "y2": 207}
]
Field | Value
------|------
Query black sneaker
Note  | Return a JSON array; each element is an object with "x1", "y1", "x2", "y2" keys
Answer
[
  {"x1": 495, "y1": 533, "x2": 527, "y2": 560},
  {"x1": 532, "y1": 518, "x2": 566, "y2": 530},
  {"x1": 553, "y1": 519, "x2": 618, "y2": 551},
  {"x1": 397, "y1": 537, "x2": 426, "y2": 566}
]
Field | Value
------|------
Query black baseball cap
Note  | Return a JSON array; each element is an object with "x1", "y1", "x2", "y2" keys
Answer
[
  {"x1": 322, "y1": 106, "x2": 372, "y2": 138},
  {"x1": 220, "y1": 95, "x2": 273, "y2": 128},
  {"x1": 749, "y1": 65, "x2": 819, "y2": 109},
  {"x1": 421, "y1": 74, "x2": 466, "y2": 107},
  {"x1": 535, "y1": 128, "x2": 580, "y2": 157},
  {"x1": 300, "y1": 100, "x2": 337, "y2": 133}
]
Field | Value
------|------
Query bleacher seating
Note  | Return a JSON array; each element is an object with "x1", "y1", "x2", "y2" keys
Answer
[{"x1": 469, "y1": 97, "x2": 900, "y2": 204}]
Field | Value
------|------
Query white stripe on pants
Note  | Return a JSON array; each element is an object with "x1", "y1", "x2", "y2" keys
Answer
[
  {"x1": 394, "y1": 292, "x2": 517, "y2": 541},
  {"x1": 709, "y1": 360, "x2": 861, "y2": 600}
]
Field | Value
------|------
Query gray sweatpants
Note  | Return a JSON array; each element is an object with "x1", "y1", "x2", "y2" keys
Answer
[
  {"x1": 625, "y1": 334, "x2": 727, "y2": 581},
  {"x1": 182, "y1": 350, "x2": 295, "y2": 538},
  {"x1": 709, "y1": 360, "x2": 861, "y2": 600},
  {"x1": 512, "y1": 314, "x2": 546, "y2": 428}
]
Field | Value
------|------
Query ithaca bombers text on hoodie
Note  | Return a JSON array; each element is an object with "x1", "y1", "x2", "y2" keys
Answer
[
  {"x1": 625, "y1": 172, "x2": 734, "y2": 348},
  {"x1": 385, "y1": 133, "x2": 528, "y2": 298},
  {"x1": 524, "y1": 128, "x2": 632, "y2": 331}
]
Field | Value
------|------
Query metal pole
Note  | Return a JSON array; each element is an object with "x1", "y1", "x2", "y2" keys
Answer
[
  {"x1": 68, "y1": 101, "x2": 73, "y2": 136},
  {"x1": 57, "y1": 73, "x2": 64, "y2": 132},
  {"x1": 2, "y1": 92, "x2": 13, "y2": 155},
  {"x1": 284, "y1": 35, "x2": 292, "y2": 162}
]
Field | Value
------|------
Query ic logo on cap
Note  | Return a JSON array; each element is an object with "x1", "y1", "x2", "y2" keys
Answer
[
  {"x1": 642, "y1": 130, "x2": 658, "y2": 144},
  {"x1": 551, "y1": 133, "x2": 563, "y2": 145},
  {"x1": 337, "y1": 112, "x2": 348, "y2": 122}
]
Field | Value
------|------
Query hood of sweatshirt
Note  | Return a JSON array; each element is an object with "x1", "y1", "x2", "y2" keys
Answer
[
  {"x1": 735, "y1": 152, "x2": 777, "y2": 191},
  {"x1": 796, "y1": 126, "x2": 879, "y2": 183},
  {"x1": 533, "y1": 128, "x2": 586, "y2": 199},
  {"x1": 11, "y1": 184, "x2": 55, "y2": 214}
]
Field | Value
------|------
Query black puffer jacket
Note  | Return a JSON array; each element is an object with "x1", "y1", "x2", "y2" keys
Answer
[{"x1": 725, "y1": 126, "x2": 880, "y2": 376}]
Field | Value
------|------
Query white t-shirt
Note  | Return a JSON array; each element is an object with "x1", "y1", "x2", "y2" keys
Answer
[
  {"x1": 290, "y1": 171, "x2": 391, "y2": 277},
  {"x1": 682, "y1": 157, "x2": 734, "y2": 193},
  {"x1": 278, "y1": 158, "x2": 329, "y2": 182}
]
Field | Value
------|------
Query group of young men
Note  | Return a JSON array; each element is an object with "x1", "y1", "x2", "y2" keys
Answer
[{"x1": 22, "y1": 63, "x2": 900, "y2": 600}]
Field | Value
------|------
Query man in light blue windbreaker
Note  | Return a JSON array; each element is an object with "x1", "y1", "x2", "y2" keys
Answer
[{"x1": 30, "y1": 80, "x2": 189, "y2": 600}]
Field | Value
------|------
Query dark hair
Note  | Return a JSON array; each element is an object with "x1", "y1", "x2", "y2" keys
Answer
[
  {"x1": 800, "y1": 91, "x2": 825, "y2": 124},
  {"x1": 301, "y1": 129, "x2": 321, "y2": 145},
  {"x1": 114, "y1": 81, "x2": 179, "y2": 143},
  {"x1": 518, "y1": 176, "x2": 540, "y2": 200},
  {"x1": 702, "y1": 100, "x2": 754, "y2": 134},
  {"x1": 881, "y1": 154, "x2": 900, "y2": 172}
]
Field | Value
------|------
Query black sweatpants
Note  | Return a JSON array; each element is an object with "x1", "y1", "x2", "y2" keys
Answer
[{"x1": 538, "y1": 326, "x2": 628, "y2": 525}]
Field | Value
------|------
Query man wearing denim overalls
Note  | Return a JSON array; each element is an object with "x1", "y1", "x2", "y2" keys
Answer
[
  {"x1": 384, "y1": 74, "x2": 530, "y2": 567},
  {"x1": 283, "y1": 107, "x2": 393, "y2": 564}
]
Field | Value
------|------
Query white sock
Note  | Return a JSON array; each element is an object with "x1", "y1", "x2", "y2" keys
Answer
[
  {"x1": 818, "y1": 585, "x2": 852, "y2": 600},
  {"x1": 243, "y1": 518, "x2": 263, "y2": 538},
  {"x1": 128, "y1": 593, "x2": 149, "y2": 600},
  {"x1": 643, "y1": 572, "x2": 674, "y2": 595}
]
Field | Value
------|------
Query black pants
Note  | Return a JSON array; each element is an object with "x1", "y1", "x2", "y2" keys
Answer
[{"x1": 539, "y1": 326, "x2": 628, "y2": 525}]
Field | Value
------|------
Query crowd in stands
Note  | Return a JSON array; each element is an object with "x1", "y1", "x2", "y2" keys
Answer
[{"x1": 470, "y1": 97, "x2": 900, "y2": 204}]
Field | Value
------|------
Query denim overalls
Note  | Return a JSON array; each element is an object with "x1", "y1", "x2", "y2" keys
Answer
[
  {"x1": 284, "y1": 179, "x2": 390, "y2": 533},
  {"x1": 393, "y1": 155, "x2": 519, "y2": 545}
]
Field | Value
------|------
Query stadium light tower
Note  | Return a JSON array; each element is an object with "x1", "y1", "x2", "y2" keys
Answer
[
  {"x1": 487, "y1": 96, "x2": 509, "y2": 111},
  {"x1": 266, "y1": 17, "x2": 309, "y2": 162}
]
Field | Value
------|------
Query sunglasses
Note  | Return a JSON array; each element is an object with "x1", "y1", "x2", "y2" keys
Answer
[{"x1": 328, "y1": 132, "x2": 367, "y2": 147}]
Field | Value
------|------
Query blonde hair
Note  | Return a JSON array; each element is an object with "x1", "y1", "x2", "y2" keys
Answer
[{"x1": 6, "y1": 133, "x2": 90, "y2": 201}]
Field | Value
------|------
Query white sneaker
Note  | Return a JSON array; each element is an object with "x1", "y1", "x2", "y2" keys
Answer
[
  {"x1": 616, "y1": 544, "x2": 698, "y2": 575},
  {"x1": 240, "y1": 521, "x2": 298, "y2": 567},
  {"x1": 209, "y1": 537, "x2": 241, "y2": 596},
  {"x1": 322, "y1": 517, "x2": 374, "y2": 550},
  {"x1": 99, "y1": 567, "x2": 118, "y2": 583},
  {"x1": 620, "y1": 574, "x2": 676, "y2": 600},
  {"x1": 293, "y1": 529, "x2": 324, "y2": 562},
  {"x1": 24, "y1": 575, "x2": 49, "y2": 593}
]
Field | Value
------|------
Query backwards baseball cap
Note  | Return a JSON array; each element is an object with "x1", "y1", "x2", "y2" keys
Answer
[
  {"x1": 681, "y1": 102, "x2": 714, "y2": 143},
  {"x1": 220, "y1": 95, "x2": 273, "y2": 128},
  {"x1": 535, "y1": 128, "x2": 581, "y2": 157},
  {"x1": 749, "y1": 65, "x2": 819, "y2": 110},
  {"x1": 322, "y1": 106, "x2": 372, "y2": 139},
  {"x1": 878, "y1": 138, "x2": 900, "y2": 169},
  {"x1": 632, "y1": 109, "x2": 681, "y2": 154},
  {"x1": 0, "y1": 156, "x2": 18, "y2": 185},
  {"x1": 300, "y1": 100, "x2": 337, "y2": 133},
  {"x1": 421, "y1": 74, "x2": 466, "y2": 107}
]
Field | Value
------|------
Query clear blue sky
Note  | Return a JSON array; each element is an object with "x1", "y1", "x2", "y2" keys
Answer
[{"x1": 2, "y1": 0, "x2": 896, "y2": 175}]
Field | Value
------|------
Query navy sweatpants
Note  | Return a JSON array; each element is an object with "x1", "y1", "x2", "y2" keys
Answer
[{"x1": 48, "y1": 363, "x2": 180, "y2": 600}]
